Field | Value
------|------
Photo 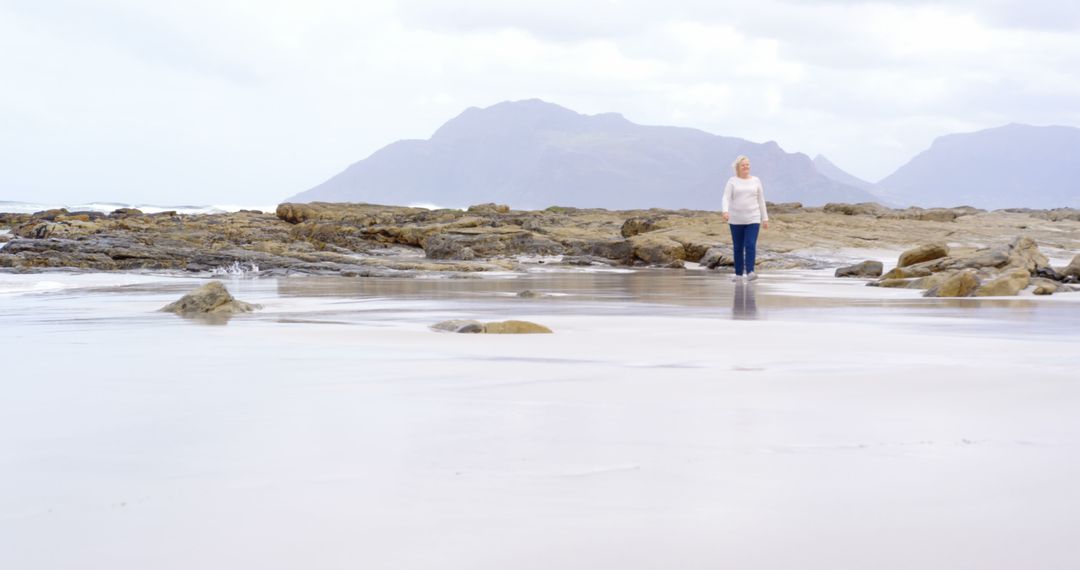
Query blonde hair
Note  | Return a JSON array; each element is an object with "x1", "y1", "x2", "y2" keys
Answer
[{"x1": 732, "y1": 155, "x2": 750, "y2": 175}]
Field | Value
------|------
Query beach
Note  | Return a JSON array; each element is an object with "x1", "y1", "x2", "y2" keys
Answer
[{"x1": 2, "y1": 268, "x2": 1078, "y2": 569}]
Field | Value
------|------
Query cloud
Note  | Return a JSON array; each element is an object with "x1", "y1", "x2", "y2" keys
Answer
[{"x1": 0, "y1": 0, "x2": 1077, "y2": 202}]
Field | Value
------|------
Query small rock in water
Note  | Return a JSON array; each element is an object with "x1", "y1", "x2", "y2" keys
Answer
[
  {"x1": 160, "y1": 281, "x2": 260, "y2": 315},
  {"x1": 516, "y1": 290, "x2": 542, "y2": 298}
]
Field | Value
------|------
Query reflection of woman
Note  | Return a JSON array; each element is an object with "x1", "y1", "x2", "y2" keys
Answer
[
  {"x1": 722, "y1": 156, "x2": 769, "y2": 282},
  {"x1": 732, "y1": 281, "x2": 758, "y2": 320}
]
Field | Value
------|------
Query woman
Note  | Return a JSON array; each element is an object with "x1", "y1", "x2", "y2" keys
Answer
[{"x1": 722, "y1": 156, "x2": 769, "y2": 282}]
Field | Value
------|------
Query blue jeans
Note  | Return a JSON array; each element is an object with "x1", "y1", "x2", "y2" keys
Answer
[{"x1": 729, "y1": 223, "x2": 760, "y2": 275}]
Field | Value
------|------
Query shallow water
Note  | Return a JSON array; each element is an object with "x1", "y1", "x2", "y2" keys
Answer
[{"x1": 1, "y1": 269, "x2": 1078, "y2": 570}]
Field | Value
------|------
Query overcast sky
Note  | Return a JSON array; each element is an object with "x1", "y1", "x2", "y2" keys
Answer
[{"x1": 2, "y1": 0, "x2": 1078, "y2": 206}]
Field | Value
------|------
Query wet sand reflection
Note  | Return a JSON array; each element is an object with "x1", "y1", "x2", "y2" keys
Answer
[{"x1": 732, "y1": 281, "x2": 758, "y2": 320}]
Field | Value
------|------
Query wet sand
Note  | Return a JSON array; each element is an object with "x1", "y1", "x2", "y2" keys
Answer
[{"x1": 1, "y1": 270, "x2": 1078, "y2": 569}]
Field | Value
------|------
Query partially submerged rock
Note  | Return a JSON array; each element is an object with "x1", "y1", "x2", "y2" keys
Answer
[
  {"x1": 160, "y1": 281, "x2": 260, "y2": 315},
  {"x1": 431, "y1": 319, "x2": 552, "y2": 334}
]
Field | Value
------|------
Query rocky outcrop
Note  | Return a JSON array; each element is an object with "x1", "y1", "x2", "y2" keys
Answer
[
  {"x1": 4, "y1": 202, "x2": 1080, "y2": 279},
  {"x1": 160, "y1": 281, "x2": 260, "y2": 315},
  {"x1": 824, "y1": 202, "x2": 888, "y2": 216},
  {"x1": 834, "y1": 260, "x2": 883, "y2": 278}
]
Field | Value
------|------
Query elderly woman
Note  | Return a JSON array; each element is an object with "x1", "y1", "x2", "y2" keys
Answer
[{"x1": 722, "y1": 156, "x2": 769, "y2": 282}]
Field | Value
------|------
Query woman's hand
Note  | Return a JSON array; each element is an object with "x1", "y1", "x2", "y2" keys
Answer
[
  {"x1": 763, "y1": 220, "x2": 769, "y2": 230},
  {"x1": 722, "y1": 212, "x2": 730, "y2": 222}
]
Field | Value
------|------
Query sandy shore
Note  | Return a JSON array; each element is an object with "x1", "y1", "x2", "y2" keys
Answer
[{"x1": 1, "y1": 271, "x2": 1078, "y2": 569}]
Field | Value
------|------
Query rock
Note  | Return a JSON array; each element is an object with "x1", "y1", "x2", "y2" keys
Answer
[
  {"x1": 1031, "y1": 278, "x2": 1063, "y2": 295},
  {"x1": 872, "y1": 278, "x2": 912, "y2": 288},
  {"x1": 1060, "y1": 254, "x2": 1080, "y2": 279},
  {"x1": 880, "y1": 266, "x2": 933, "y2": 279},
  {"x1": 898, "y1": 243, "x2": 949, "y2": 267},
  {"x1": 823, "y1": 202, "x2": 887, "y2": 216},
  {"x1": 629, "y1": 234, "x2": 685, "y2": 265},
  {"x1": 1005, "y1": 236, "x2": 1049, "y2": 272},
  {"x1": 924, "y1": 270, "x2": 980, "y2": 297},
  {"x1": 431, "y1": 319, "x2": 485, "y2": 333},
  {"x1": 835, "y1": 260, "x2": 883, "y2": 278},
  {"x1": 699, "y1": 247, "x2": 734, "y2": 269},
  {"x1": 911, "y1": 271, "x2": 958, "y2": 290},
  {"x1": 432, "y1": 319, "x2": 552, "y2": 333},
  {"x1": 482, "y1": 320, "x2": 553, "y2": 334},
  {"x1": 516, "y1": 290, "x2": 542, "y2": 298},
  {"x1": 620, "y1": 216, "x2": 666, "y2": 238},
  {"x1": 160, "y1": 282, "x2": 260, "y2": 315},
  {"x1": 466, "y1": 203, "x2": 510, "y2": 215},
  {"x1": 974, "y1": 269, "x2": 1031, "y2": 297},
  {"x1": 110, "y1": 208, "x2": 144, "y2": 217}
]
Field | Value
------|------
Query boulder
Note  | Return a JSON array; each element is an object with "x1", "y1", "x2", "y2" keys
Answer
[
  {"x1": 835, "y1": 260, "x2": 883, "y2": 278},
  {"x1": 516, "y1": 290, "x2": 542, "y2": 298},
  {"x1": 1005, "y1": 236, "x2": 1049, "y2": 272},
  {"x1": 482, "y1": 320, "x2": 553, "y2": 334},
  {"x1": 974, "y1": 269, "x2": 1031, "y2": 297},
  {"x1": 629, "y1": 234, "x2": 686, "y2": 265},
  {"x1": 898, "y1": 243, "x2": 949, "y2": 267},
  {"x1": 160, "y1": 282, "x2": 260, "y2": 315},
  {"x1": 924, "y1": 270, "x2": 980, "y2": 298}
]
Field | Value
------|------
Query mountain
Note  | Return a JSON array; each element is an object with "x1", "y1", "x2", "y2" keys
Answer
[
  {"x1": 877, "y1": 123, "x2": 1080, "y2": 209},
  {"x1": 290, "y1": 99, "x2": 877, "y2": 209},
  {"x1": 813, "y1": 154, "x2": 900, "y2": 206}
]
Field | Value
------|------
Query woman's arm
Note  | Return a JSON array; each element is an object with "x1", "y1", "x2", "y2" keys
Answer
[
  {"x1": 758, "y1": 179, "x2": 769, "y2": 229},
  {"x1": 722, "y1": 179, "x2": 733, "y2": 222}
]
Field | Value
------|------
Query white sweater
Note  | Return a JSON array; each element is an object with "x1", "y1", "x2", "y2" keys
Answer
[{"x1": 722, "y1": 175, "x2": 769, "y2": 225}]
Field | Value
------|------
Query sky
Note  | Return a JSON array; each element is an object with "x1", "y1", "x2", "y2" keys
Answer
[{"x1": 2, "y1": 0, "x2": 1079, "y2": 206}]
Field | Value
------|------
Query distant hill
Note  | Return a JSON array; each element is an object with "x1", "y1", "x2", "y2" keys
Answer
[
  {"x1": 290, "y1": 99, "x2": 877, "y2": 209},
  {"x1": 813, "y1": 155, "x2": 900, "y2": 206},
  {"x1": 877, "y1": 123, "x2": 1080, "y2": 209}
]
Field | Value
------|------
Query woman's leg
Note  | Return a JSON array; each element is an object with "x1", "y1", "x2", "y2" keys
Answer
[
  {"x1": 744, "y1": 223, "x2": 761, "y2": 273},
  {"x1": 729, "y1": 223, "x2": 747, "y2": 275}
]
